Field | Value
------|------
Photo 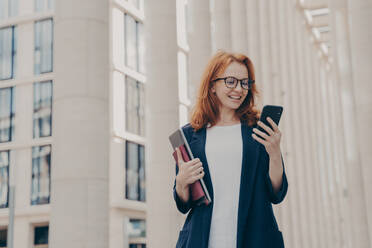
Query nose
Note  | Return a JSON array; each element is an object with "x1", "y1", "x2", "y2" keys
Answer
[{"x1": 233, "y1": 82, "x2": 243, "y2": 92}]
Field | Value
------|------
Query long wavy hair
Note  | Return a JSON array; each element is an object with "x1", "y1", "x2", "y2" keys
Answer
[{"x1": 190, "y1": 50, "x2": 261, "y2": 131}]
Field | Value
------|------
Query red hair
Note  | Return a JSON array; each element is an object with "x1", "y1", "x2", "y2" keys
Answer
[{"x1": 190, "y1": 50, "x2": 260, "y2": 131}]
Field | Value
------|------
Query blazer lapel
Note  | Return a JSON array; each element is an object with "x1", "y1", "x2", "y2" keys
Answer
[{"x1": 237, "y1": 122, "x2": 261, "y2": 248}]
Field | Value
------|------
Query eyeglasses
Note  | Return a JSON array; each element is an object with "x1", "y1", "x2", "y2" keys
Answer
[{"x1": 212, "y1": 76, "x2": 255, "y2": 90}]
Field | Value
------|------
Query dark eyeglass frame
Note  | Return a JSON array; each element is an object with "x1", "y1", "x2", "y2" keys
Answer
[{"x1": 212, "y1": 76, "x2": 255, "y2": 90}]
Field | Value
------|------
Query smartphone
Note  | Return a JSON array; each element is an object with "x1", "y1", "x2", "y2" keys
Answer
[{"x1": 257, "y1": 105, "x2": 283, "y2": 135}]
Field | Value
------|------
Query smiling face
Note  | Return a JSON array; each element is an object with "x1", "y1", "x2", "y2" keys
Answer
[{"x1": 211, "y1": 61, "x2": 249, "y2": 113}]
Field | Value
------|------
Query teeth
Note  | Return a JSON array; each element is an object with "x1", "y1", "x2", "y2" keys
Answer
[{"x1": 229, "y1": 95, "x2": 241, "y2": 100}]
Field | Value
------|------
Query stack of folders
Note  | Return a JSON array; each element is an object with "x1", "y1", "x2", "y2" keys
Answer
[{"x1": 169, "y1": 128, "x2": 211, "y2": 206}]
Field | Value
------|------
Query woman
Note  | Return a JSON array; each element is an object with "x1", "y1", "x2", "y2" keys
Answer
[{"x1": 173, "y1": 50, "x2": 288, "y2": 248}]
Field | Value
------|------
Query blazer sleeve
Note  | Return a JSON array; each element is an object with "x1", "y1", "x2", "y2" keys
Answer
[
  {"x1": 263, "y1": 148, "x2": 288, "y2": 204},
  {"x1": 173, "y1": 162, "x2": 193, "y2": 214}
]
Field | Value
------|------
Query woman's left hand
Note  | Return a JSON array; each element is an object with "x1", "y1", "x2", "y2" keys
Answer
[{"x1": 252, "y1": 117, "x2": 281, "y2": 157}]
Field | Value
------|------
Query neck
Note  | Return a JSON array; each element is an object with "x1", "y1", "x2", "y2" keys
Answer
[{"x1": 217, "y1": 107, "x2": 240, "y2": 124}]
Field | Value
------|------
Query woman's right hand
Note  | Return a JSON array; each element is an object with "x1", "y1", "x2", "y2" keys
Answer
[{"x1": 175, "y1": 147, "x2": 205, "y2": 190}]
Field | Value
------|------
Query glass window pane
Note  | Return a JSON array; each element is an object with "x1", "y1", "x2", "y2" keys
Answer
[
  {"x1": 0, "y1": 151, "x2": 9, "y2": 208},
  {"x1": 35, "y1": 19, "x2": 53, "y2": 75},
  {"x1": 0, "y1": 228, "x2": 7, "y2": 247},
  {"x1": 9, "y1": 0, "x2": 17, "y2": 17},
  {"x1": 125, "y1": 141, "x2": 146, "y2": 202},
  {"x1": 138, "y1": 81, "x2": 145, "y2": 136},
  {"x1": 0, "y1": 0, "x2": 17, "y2": 19},
  {"x1": 137, "y1": 23, "x2": 145, "y2": 74},
  {"x1": 34, "y1": 226, "x2": 48, "y2": 245},
  {"x1": 35, "y1": 0, "x2": 44, "y2": 11},
  {"x1": 125, "y1": 77, "x2": 145, "y2": 136},
  {"x1": 0, "y1": 26, "x2": 16, "y2": 80},
  {"x1": 31, "y1": 145, "x2": 51, "y2": 205},
  {"x1": 125, "y1": 77, "x2": 139, "y2": 135},
  {"x1": 138, "y1": 145, "x2": 145, "y2": 201},
  {"x1": 47, "y1": 0, "x2": 54, "y2": 10},
  {"x1": 0, "y1": 87, "x2": 14, "y2": 143},
  {"x1": 126, "y1": 141, "x2": 139, "y2": 201},
  {"x1": 35, "y1": 0, "x2": 53, "y2": 12},
  {"x1": 127, "y1": 219, "x2": 146, "y2": 238},
  {"x1": 125, "y1": 14, "x2": 137, "y2": 70},
  {"x1": 0, "y1": 0, "x2": 6, "y2": 20},
  {"x1": 33, "y1": 80, "x2": 53, "y2": 138}
]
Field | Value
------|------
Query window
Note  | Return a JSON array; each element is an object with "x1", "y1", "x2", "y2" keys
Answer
[
  {"x1": 34, "y1": 225, "x2": 48, "y2": 247},
  {"x1": 31, "y1": 145, "x2": 51, "y2": 205},
  {"x1": 35, "y1": 0, "x2": 54, "y2": 12},
  {"x1": 0, "y1": 87, "x2": 14, "y2": 143},
  {"x1": 0, "y1": 0, "x2": 17, "y2": 19},
  {"x1": 0, "y1": 151, "x2": 9, "y2": 208},
  {"x1": 127, "y1": 218, "x2": 146, "y2": 248},
  {"x1": 34, "y1": 19, "x2": 53, "y2": 75},
  {"x1": 33, "y1": 81, "x2": 52, "y2": 138},
  {"x1": 124, "y1": 14, "x2": 145, "y2": 73},
  {"x1": 125, "y1": 76, "x2": 145, "y2": 136},
  {"x1": 129, "y1": 244, "x2": 146, "y2": 248},
  {"x1": 125, "y1": 141, "x2": 145, "y2": 202},
  {"x1": 0, "y1": 228, "x2": 6, "y2": 247},
  {"x1": 0, "y1": 26, "x2": 16, "y2": 80}
]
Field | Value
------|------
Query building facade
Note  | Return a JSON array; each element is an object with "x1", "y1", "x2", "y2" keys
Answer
[{"x1": 0, "y1": 0, "x2": 371, "y2": 247}]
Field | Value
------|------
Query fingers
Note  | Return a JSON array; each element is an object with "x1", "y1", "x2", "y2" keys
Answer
[
  {"x1": 266, "y1": 117, "x2": 280, "y2": 132},
  {"x1": 252, "y1": 133, "x2": 268, "y2": 146},
  {"x1": 253, "y1": 127, "x2": 269, "y2": 140},
  {"x1": 191, "y1": 170, "x2": 205, "y2": 184},
  {"x1": 191, "y1": 164, "x2": 204, "y2": 175},
  {"x1": 257, "y1": 120, "x2": 274, "y2": 136}
]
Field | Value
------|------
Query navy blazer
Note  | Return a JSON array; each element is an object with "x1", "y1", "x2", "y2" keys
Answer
[{"x1": 173, "y1": 120, "x2": 288, "y2": 248}]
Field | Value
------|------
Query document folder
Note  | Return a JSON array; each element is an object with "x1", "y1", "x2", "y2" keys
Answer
[{"x1": 169, "y1": 128, "x2": 211, "y2": 206}]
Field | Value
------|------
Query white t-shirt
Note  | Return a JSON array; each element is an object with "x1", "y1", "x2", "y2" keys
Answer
[{"x1": 205, "y1": 123, "x2": 243, "y2": 248}]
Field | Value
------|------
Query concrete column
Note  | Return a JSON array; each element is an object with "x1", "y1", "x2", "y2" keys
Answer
[
  {"x1": 257, "y1": 0, "x2": 273, "y2": 103},
  {"x1": 299, "y1": 17, "x2": 320, "y2": 248},
  {"x1": 305, "y1": 34, "x2": 328, "y2": 248},
  {"x1": 145, "y1": 0, "x2": 180, "y2": 247},
  {"x1": 284, "y1": 1, "x2": 305, "y2": 247},
  {"x1": 246, "y1": 0, "x2": 263, "y2": 107},
  {"x1": 329, "y1": 0, "x2": 371, "y2": 246},
  {"x1": 322, "y1": 67, "x2": 342, "y2": 247},
  {"x1": 50, "y1": 0, "x2": 110, "y2": 247},
  {"x1": 327, "y1": 68, "x2": 348, "y2": 247},
  {"x1": 230, "y1": 0, "x2": 248, "y2": 54},
  {"x1": 188, "y1": 0, "x2": 212, "y2": 103},
  {"x1": 210, "y1": 0, "x2": 231, "y2": 52},
  {"x1": 346, "y1": 0, "x2": 372, "y2": 243},
  {"x1": 276, "y1": 2, "x2": 296, "y2": 247},
  {"x1": 297, "y1": 9, "x2": 317, "y2": 248},
  {"x1": 311, "y1": 49, "x2": 329, "y2": 248},
  {"x1": 268, "y1": 0, "x2": 280, "y2": 106}
]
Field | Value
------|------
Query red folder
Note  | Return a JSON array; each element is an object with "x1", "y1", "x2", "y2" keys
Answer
[{"x1": 169, "y1": 128, "x2": 211, "y2": 206}]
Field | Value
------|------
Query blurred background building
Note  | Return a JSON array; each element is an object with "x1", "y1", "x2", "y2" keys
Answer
[{"x1": 0, "y1": 0, "x2": 370, "y2": 247}]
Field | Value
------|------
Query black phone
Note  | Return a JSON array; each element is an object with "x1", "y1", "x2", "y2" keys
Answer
[{"x1": 257, "y1": 105, "x2": 283, "y2": 135}]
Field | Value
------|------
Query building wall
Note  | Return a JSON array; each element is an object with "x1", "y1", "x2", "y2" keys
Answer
[{"x1": 0, "y1": 0, "x2": 371, "y2": 247}]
